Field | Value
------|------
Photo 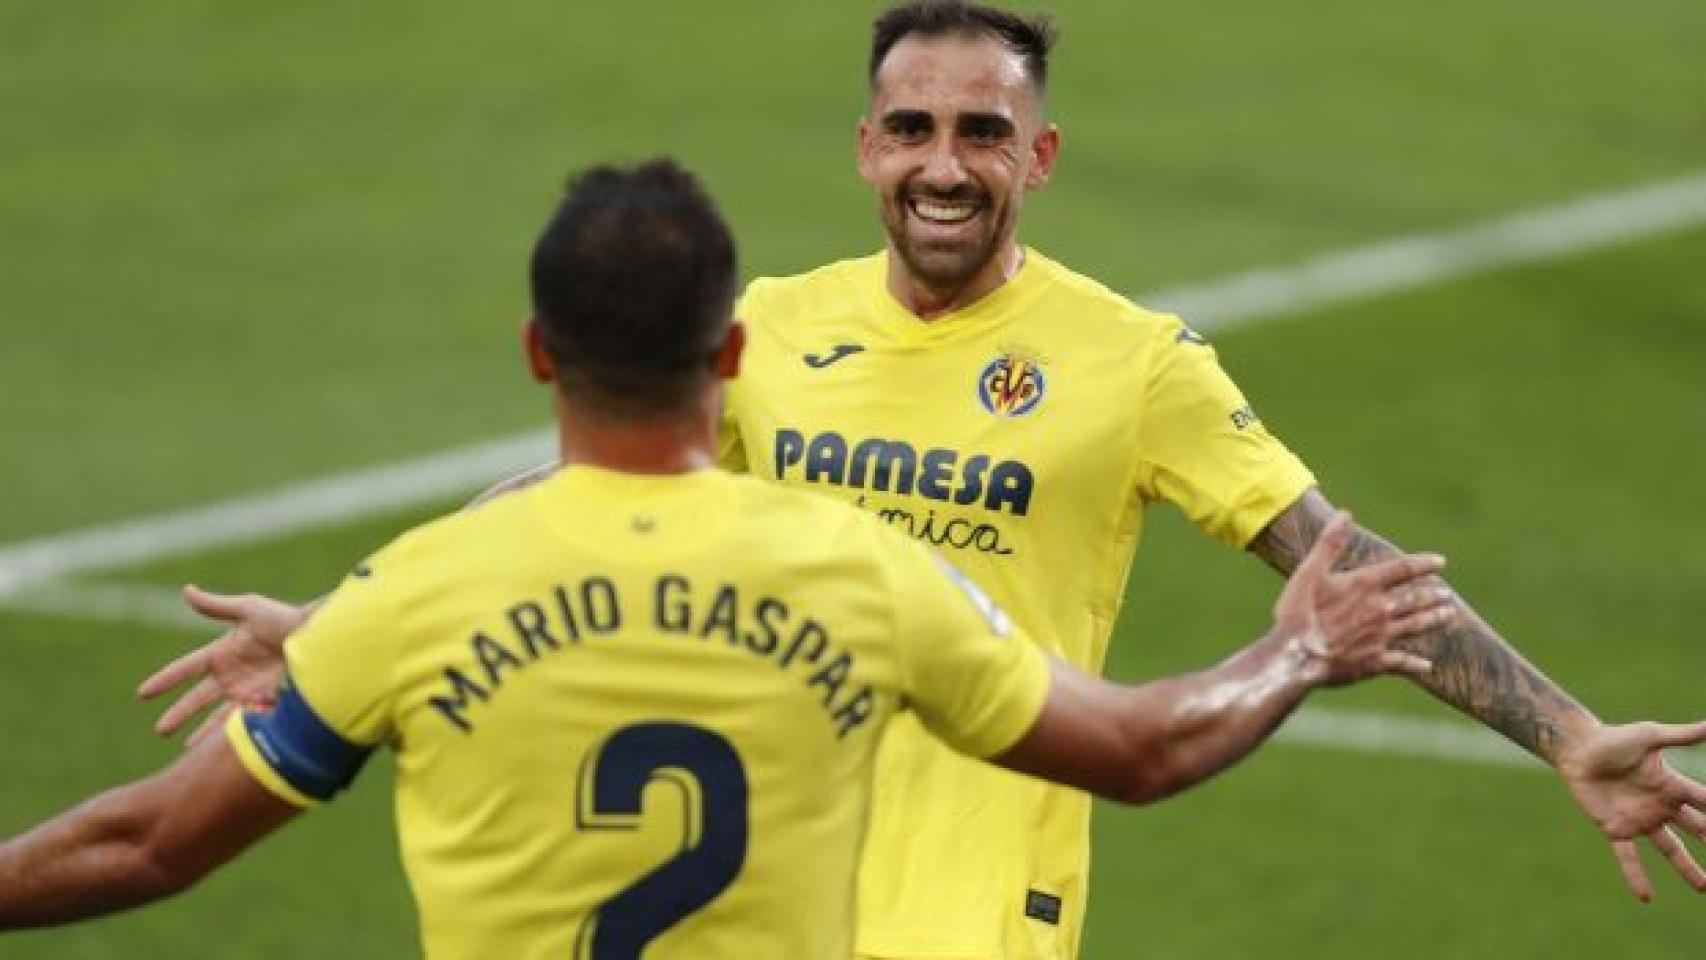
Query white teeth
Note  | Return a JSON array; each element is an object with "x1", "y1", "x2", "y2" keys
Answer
[{"x1": 910, "y1": 198, "x2": 978, "y2": 224}]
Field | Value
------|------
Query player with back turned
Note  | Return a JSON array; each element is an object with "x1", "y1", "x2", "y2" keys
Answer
[
  {"x1": 140, "y1": 3, "x2": 1706, "y2": 959},
  {"x1": 0, "y1": 160, "x2": 1480, "y2": 958}
]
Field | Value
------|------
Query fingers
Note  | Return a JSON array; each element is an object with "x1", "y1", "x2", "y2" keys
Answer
[
  {"x1": 1612, "y1": 839, "x2": 1653, "y2": 903},
  {"x1": 1640, "y1": 720, "x2": 1706, "y2": 750},
  {"x1": 1354, "y1": 552, "x2": 1448, "y2": 591},
  {"x1": 1650, "y1": 826, "x2": 1706, "y2": 892},
  {"x1": 153, "y1": 676, "x2": 224, "y2": 737},
  {"x1": 1377, "y1": 650, "x2": 1434, "y2": 680},
  {"x1": 137, "y1": 644, "x2": 215, "y2": 699},
  {"x1": 1291, "y1": 511, "x2": 1354, "y2": 586},
  {"x1": 1678, "y1": 806, "x2": 1706, "y2": 845},
  {"x1": 1682, "y1": 778, "x2": 1706, "y2": 811},
  {"x1": 1387, "y1": 582, "x2": 1455, "y2": 618},
  {"x1": 140, "y1": 583, "x2": 248, "y2": 700},
  {"x1": 1386, "y1": 601, "x2": 1460, "y2": 640},
  {"x1": 182, "y1": 583, "x2": 250, "y2": 623}
]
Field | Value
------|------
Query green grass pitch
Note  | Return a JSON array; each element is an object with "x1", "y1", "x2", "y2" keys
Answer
[{"x1": 2, "y1": 1, "x2": 1704, "y2": 957}]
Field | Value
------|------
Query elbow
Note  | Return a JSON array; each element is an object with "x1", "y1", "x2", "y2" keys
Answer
[
  {"x1": 1114, "y1": 765, "x2": 1182, "y2": 807},
  {"x1": 1109, "y1": 738, "x2": 1186, "y2": 806},
  {"x1": 1107, "y1": 709, "x2": 1227, "y2": 805}
]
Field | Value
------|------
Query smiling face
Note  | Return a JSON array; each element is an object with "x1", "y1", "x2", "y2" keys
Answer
[{"x1": 858, "y1": 34, "x2": 1059, "y2": 313}]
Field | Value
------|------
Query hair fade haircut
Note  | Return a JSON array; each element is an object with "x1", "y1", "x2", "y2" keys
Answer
[
  {"x1": 870, "y1": 0, "x2": 1058, "y2": 92},
  {"x1": 529, "y1": 159, "x2": 738, "y2": 419}
]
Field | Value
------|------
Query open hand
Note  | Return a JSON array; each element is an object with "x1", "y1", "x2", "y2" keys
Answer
[
  {"x1": 135, "y1": 585, "x2": 309, "y2": 746},
  {"x1": 1559, "y1": 720, "x2": 1706, "y2": 901},
  {"x1": 1273, "y1": 511, "x2": 1456, "y2": 687}
]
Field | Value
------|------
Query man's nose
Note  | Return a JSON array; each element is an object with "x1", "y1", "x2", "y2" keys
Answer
[{"x1": 917, "y1": 137, "x2": 969, "y2": 189}]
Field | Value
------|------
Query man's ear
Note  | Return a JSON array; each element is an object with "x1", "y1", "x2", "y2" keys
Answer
[
  {"x1": 1026, "y1": 122, "x2": 1061, "y2": 190},
  {"x1": 716, "y1": 321, "x2": 746, "y2": 379},
  {"x1": 523, "y1": 317, "x2": 556, "y2": 383},
  {"x1": 856, "y1": 117, "x2": 878, "y2": 185}
]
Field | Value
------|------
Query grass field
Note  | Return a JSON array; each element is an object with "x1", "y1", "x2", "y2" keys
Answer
[{"x1": 3, "y1": 1, "x2": 1705, "y2": 957}]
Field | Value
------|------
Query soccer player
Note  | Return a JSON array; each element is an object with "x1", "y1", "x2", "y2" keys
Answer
[
  {"x1": 1, "y1": 160, "x2": 1471, "y2": 958},
  {"x1": 138, "y1": 3, "x2": 1706, "y2": 959}
]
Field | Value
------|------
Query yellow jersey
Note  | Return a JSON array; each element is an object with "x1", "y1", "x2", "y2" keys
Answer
[
  {"x1": 722, "y1": 249, "x2": 1315, "y2": 959},
  {"x1": 227, "y1": 465, "x2": 1051, "y2": 960}
]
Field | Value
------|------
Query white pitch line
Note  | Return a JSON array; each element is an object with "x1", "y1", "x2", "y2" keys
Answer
[
  {"x1": 0, "y1": 429, "x2": 555, "y2": 597},
  {"x1": 5, "y1": 571, "x2": 1701, "y2": 779},
  {"x1": 6, "y1": 581, "x2": 211, "y2": 630},
  {"x1": 5, "y1": 573, "x2": 1702, "y2": 780},
  {"x1": 17, "y1": 566, "x2": 1701, "y2": 780},
  {"x1": 3, "y1": 170, "x2": 1706, "y2": 596},
  {"x1": 1155, "y1": 170, "x2": 1706, "y2": 327},
  {"x1": 1284, "y1": 706, "x2": 1706, "y2": 781}
]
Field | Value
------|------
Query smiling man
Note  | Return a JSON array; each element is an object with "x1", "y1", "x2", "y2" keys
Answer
[
  {"x1": 859, "y1": 23, "x2": 1053, "y2": 314},
  {"x1": 4, "y1": 159, "x2": 1481, "y2": 960},
  {"x1": 137, "y1": 3, "x2": 1706, "y2": 959},
  {"x1": 723, "y1": 5, "x2": 1706, "y2": 957}
]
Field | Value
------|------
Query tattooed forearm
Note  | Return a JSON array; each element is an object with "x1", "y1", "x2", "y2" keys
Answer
[{"x1": 1248, "y1": 490, "x2": 1593, "y2": 762}]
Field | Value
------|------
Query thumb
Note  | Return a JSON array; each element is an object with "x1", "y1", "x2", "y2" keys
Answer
[
  {"x1": 1291, "y1": 511, "x2": 1353, "y2": 588},
  {"x1": 1640, "y1": 719, "x2": 1706, "y2": 750},
  {"x1": 182, "y1": 584, "x2": 247, "y2": 623}
]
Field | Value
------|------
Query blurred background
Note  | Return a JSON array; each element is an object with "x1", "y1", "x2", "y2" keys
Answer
[{"x1": 2, "y1": 0, "x2": 1703, "y2": 956}]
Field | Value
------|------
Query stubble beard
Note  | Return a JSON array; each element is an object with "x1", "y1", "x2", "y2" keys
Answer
[{"x1": 883, "y1": 190, "x2": 1011, "y2": 299}]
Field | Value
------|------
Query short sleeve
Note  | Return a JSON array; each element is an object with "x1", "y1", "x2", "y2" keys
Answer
[
  {"x1": 718, "y1": 280, "x2": 772, "y2": 475},
  {"x1": 224, "y1": 554, "x2": 404, "y2": 807},
  {"x1": 1134, "y1": 317, "x2": 1316, "y2": 547},
  {"x1": 716, "y1": 387, "x2": 749, "y2": 474},
  {"x1": 886, "y1": 539, "x2": 1051, "y2": 758},
  {"x1": 282, "y1": 555, "x2": 408, "y2": 746}
]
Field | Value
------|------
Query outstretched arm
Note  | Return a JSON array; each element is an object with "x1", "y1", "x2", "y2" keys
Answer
[
  {"x1": 0, "y1": 732, "x2": 299, "y2": 929},
  {"x1": 1250, "y1": 489, "x2": 1589, "y2": 758},
  {"x1": 138, "y1": 461, "x2": 562, "y2": 741},
  {"x1": 998, "y1": 514, "x2": 1452, "y2": 803},
  {"x1": 1248, "y1": 488, "x2": 1706, "y2": 900}
]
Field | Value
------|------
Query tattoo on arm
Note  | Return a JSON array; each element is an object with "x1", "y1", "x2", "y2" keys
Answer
[{"x1": 1248, "y1": 490, "x2": 1592, "y2": 762}]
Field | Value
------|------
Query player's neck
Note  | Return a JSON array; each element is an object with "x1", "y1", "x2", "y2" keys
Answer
[
  {"x1": 887, "y1": 242, "x2": 1025, "y2": 320},
  {"x1": 554, "y1": 401, "x2": 717, "y2": 476}
]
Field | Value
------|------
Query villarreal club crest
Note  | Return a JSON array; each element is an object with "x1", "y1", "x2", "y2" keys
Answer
[{"x1": 977, "y1": 354, "x2": 1046, "y2": 417}]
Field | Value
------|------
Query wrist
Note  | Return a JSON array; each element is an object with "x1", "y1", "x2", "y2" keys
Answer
[
  {"x1": 1255, "y1": 629, "x2": 1329, "y2": 695},
  {"x1": 1550, "y1": 714, "x2": 1609, "y2": 775},
  {"x1": 287, "y1": 598, "x2": 323, "y2": 633}
]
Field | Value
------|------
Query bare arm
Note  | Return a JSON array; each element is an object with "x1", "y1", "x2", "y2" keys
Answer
[
  {"x1": 1249, "y1": 488, "x2": 1706, "y2": 900},
  {"x1": 998, "y1": 634, "x2": 1320, "y2": 804},
  {"x1": 0, "y1": 733, "x2": 300, "y2": 929},
  {"x1": 139, "y1": 461, "x2": 562, "y2": 741},
  {"x1": 998, "y1": 514, "x2": 1451, "y2": 803},
  {"x1": 1248, "y1": 489, "x2": 1592, "y2": 760}
]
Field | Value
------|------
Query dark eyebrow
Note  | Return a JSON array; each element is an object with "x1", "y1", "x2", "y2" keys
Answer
[
  {"x1": 880, "y1": 108, "x2": 933, "y2": 130},
  {"x1": 958, "y1": 112, "x2": 1016, "y2": 137}
]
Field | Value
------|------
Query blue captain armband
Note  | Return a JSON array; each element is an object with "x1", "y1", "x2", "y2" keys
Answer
[{"x1": 240, "y1": 677, "x2": 374, "y2": 803}]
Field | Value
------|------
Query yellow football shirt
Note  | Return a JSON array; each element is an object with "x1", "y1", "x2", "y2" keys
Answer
[
  {"x1": 227, "y1": 466, "x2": 1050, "y2": 960},
  {"x1": 722, "y1": 249, "x2": 1316, "y2": 959}
]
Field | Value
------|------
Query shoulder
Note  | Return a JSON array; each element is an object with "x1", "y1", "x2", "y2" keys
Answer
[
  {"x1": 716, "y1": 470, "x2": 915, "y2": 573},
  {"x1": 355, "y1": 487, "x2": 535, "y2": 588},
  {"x1": 718, "y1": 468, "x2": 867, "y2": 535},
  {"x1": 738, "y1": 253, "x2": 884, "y2": 327},
  {"x1": 1026, "y1": 249, "x2": 1193, "y2": 347}
]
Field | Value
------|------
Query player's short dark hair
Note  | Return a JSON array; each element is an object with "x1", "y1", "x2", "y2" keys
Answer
[
  {"x1": 870, "y1": 0, "x2": 1058, "y2": 93},
  {"x1": 530, "y1": 159, "x2": 737, "y2": 420}
]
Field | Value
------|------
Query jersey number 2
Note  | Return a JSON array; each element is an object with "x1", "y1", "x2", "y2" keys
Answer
[{"x1": 575, "y1": 721, "x2": 749, "y2": 959}]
